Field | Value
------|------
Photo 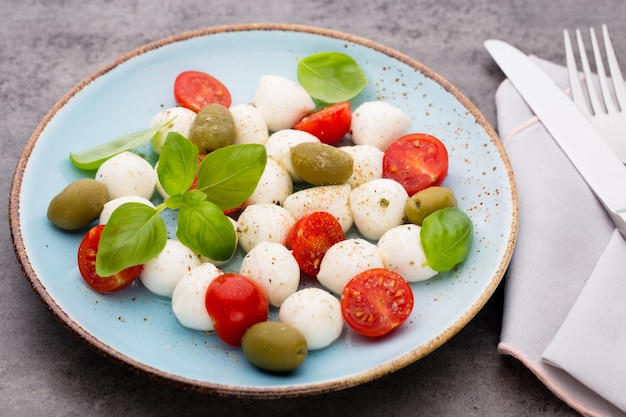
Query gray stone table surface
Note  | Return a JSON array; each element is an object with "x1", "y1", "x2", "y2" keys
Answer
[{"x1": 2, "y1": 1, "x2": 624, "y2": 416}]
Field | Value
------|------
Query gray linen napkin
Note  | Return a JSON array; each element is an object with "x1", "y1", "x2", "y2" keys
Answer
[{"x1": 496, "y1": 56, "x2": 626, "y2": 417}]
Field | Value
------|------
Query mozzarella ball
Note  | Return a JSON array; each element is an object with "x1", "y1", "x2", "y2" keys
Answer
[
  {"x1": 149, "y1": 106, "x2": 197, "y2": 153},
  {"x1": 229, "y1": 103, "x2": 269, "y2": 145},
  {"x1": 265, "y1": 129, "x2": 320, "y2": 182},
  {"x1": 377, "y1": 224, "x2": 438, "y2": 282},
  {"x1": 95, "y1": 151, "x2": 157, "y2": 200},
  {"x1": 245, "y1": 159, "x2": 293, "y2": 206},
  {"x1": 153, "y1": 161, "x2": 169, "y2": 199},
  {"x1": 239, "y1": 241, "x2": 300, "y2": 307},
  {"x1": 236, "y1": 204, "x2": 296, "y2": 253},
  {"x1": 253, "y1": 75, "x2": 316, "y2": 131},
  {"x1": 350, "y1": 101, "x2": 411, "y2": 150},
  {"x1": 339, "y1": 144, "x2": 384, "y2": 188},
  {"x1": 171, "y1": 263, "x2": 222, "y2": 331},
  {"x1": 279, "y1": 288, "x2": 344, "y2": 350},
  {"x1": 99, "y1": 196, "x2": 155, "y2": 224},
  {"x1": 317, "y1": 238, "x2": 384, "y2": 295},
  {"x1": 140, "y1": 239, "x2": 202, "y2": 297},
  {"x1": 199, "y1": 217, "x2": 238, "y2": 266},
  {"x1": 349, "y1": 178, "x2": 409, "y2": 240},
  {"x1": 282, "y1": 184, "x2": 353, "y2": 233}
]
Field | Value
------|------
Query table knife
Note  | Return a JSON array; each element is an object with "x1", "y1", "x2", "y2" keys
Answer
[{"x1": 484, "y1": 39, "x2": 626, "y2": 239}]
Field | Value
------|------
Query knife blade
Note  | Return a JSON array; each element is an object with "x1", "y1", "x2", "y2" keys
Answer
[{"x1": 484, "y1": 39, "x2": 626, "y2": 239}]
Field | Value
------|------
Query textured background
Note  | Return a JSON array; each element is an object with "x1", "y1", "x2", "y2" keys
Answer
[{"x1": 3, "y1": 1, "x2": 625, "y2": 416}]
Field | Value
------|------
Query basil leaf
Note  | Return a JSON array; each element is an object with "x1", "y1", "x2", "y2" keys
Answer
[
  {"x1": 177, "y1": 199, "x2": 237, "y2": 262},
  {"x1": 420, "y1": 207, "x2": 473, "y2": 272},
  {"x1": 164, "y1": 195, "x2": 184, "y2": 211},
  {"x1": 183, "y1": 189, "x2": 208, "y2": 205},
  {"x1": 196, "y1": 144, "x2": 266, "y2": 210},
  {"x1": 297, "y1": 51, "x2": 368, "y2": 103},
  {"x1": 96, "y1": 203, "x2": 167, "y2": 276},
  {"x1": 165, "y1": 190, "x2": 205, "y2": 211},
  {"x1": 163, "y1": 190, "x2": 206, "y2": 210},
  {"x1": 69, "y1": 118, "x2": 174, "y2": 170},
  {"x1": 157, "y1": 132, "x2": 199, "y2": 196}
]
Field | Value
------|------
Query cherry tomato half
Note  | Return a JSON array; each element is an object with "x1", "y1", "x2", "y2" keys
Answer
[
  {"x1": 285, "y1": 211, "x2": 345, "y2": 277},
  {"x1": 382, "y1": 133, "x2": 449, "y2": 196},
  {"x1": 174, "y1": 70, "x2": 232, "y2": 112},
  {"x1": 205, "y1": 273, "x2": 269, "y2": 346},
  {"x1": 77, "y1": 225, "x2": 143, "y2": 293},
  {"x1": 293, "y1": 101, "x2": 351, "y2": 144},
  {"x1": 340, "y1": 268, "x2": 414, "y2": 338}
]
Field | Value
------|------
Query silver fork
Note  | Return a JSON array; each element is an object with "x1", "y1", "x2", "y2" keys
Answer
[{"x1": 564, "y1": 25, "x2": 626, "y2": 163}]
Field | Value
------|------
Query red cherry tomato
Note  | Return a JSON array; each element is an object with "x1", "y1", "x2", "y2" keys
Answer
[
  {"x1": 174, "y1": 70, "x2": 232, "y2": 112},
  {"x1": 340, "y1": 268, "x2": 414, "y2": 338},
  {"x1": 293, "y1": 101, "x2": 351, "y2": 144},
  {"x1": 205, "y1": 273, "x2": 269, "y2": 346},
  {"x1": 382, "y1": 133, "x2": 449, "y2": 196},
  {"x1": 285, "y1": 211, "x2": 345, "y2": 277},
  {"x1": 77, "y1": 225, "x2": 143, "y2": 293}
]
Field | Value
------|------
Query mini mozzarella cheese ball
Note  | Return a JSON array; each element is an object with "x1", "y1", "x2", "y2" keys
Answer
[
  {"x1": 239, "y1": 241, "x2": 300, "y2": 307},
  {"x1": 236, "y1": 203, "x2": 296, "y2": 253},
  {"x1": 199, "y1": 217, "x2": 238, "y2": 266},
  {"x1": 253, "y1": 75, "x2": 316, "y2": 132},
  {"x1": 317, "y1": 238, "x2": 384, "y2": 295},
  {"x1": 99, "y1": 196, "x2": 155, "y2": 224},
  {"x1": 339, "y1": 145, "x2": 384, "y2": 188},
  {"x1": 265, "y1": 129, "x2": 320, "y2": 182},
  {"x1": 377, "y1": 224, "x2": 438, "y2": 282},
  {"x1": 278, "y1": 288, "x2": 344, "y2": 350},
  {"x1": 244, "y1": 159, "x2": 293, "y2": 206},
  {"x1": 282, "y1": 184, "x2": 353, "y2": 233},
  {"x1": 229, "y1": 103, "x2": 269, "y2": 145},
  {"x1": 171, "y1": 263, "x2": 222, "y2": 331},
  {"x1": 350, "y1": 101, "x2": 412, "y2": 151},
  {"x1": 95, "y1": 151, "x2": 157, "y2": 200},
  {"x1": 140, "y1": 239, "x2": 202, "y2": 298},
  {"x1": 153, "y1": 162, "x2": 169, "y2": 199},
  {"x1": 149, "y1": 106, "x2": 197, "y2": 153},
  {"x1": 349, "y1": 178, "x2": 409, "y2": 240}
]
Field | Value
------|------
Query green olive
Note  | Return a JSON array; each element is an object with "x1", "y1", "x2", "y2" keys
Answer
[
  {"x1": 47, "y1": 178, "x2": 109, "y2": 230},
  {"x1": 405, "y1": 186, "x2": 458, "y2": 226},
  {"x1": 290, "y1": 142, "x2": 353, "y2": 185},
  {"x1": 241, "y1": 321, "x2": 308, "y2": 373},
  {"x1": 188, "y1": 103, "x2": 236, "y2": 153}
]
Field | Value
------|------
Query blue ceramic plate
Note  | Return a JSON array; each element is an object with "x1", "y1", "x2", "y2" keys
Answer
[{"x1": 10, "y1": 24, "x2": 517, "y2": 397}]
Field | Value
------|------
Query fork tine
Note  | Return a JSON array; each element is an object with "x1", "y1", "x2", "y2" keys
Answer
[
  {"x1": 565, "y1": 26, "x2": 626, "y2": 164},
  {"x1": 564, "y1": 29, "x2": 591, "y2": 117},
  {"x1": 602, "y1": 24, "x2": 626, "y2": 111},
  {"x1": 576, "y1": 29, "x2": 605, "y2": 116},
  {"x1": 590, "y1": 27, "x2": 617, "y2": 113}
]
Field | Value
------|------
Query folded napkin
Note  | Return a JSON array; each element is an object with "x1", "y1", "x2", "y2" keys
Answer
[{"x1": 496, "y1": 57, "x2": 626, "y2": 417}]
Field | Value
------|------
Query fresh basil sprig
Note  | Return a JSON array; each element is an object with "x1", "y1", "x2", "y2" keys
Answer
[
  {"x1": 96, "y1": 133, "x2": 266, "y2": 276},
  {"x1": 420, "y1": 207, "x2": 474, "y2": 272},
  {"x1": 69, "y1": 117, "x2": 175, "y2": 170},
  {"x1": 297, "y1": 51, "x2": 368, "y2": 104}
]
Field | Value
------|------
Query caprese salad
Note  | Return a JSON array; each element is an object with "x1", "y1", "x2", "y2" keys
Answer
[{"x1": 46, "y1": 51, "x2": 473, "y2": 373}]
